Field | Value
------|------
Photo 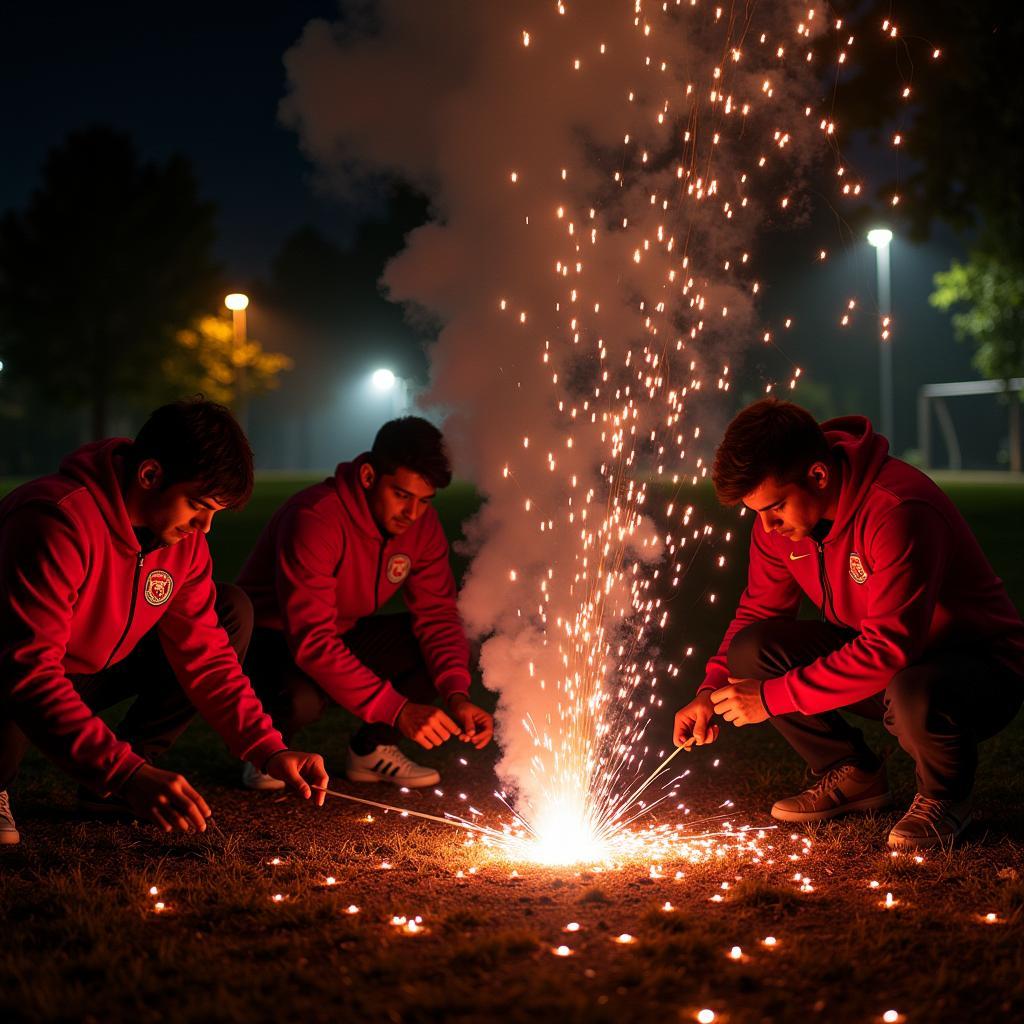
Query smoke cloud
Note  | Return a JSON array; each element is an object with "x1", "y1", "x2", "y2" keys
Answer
[{"x1": 282, "y1": 1, "x2": 825, "y2": 817}]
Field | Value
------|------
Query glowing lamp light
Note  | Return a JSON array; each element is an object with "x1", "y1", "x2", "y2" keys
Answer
[
  {"x1": 866, "y1": 227, "x2": 893, "y2": 249},
  {"x1": 371, "y1": 368, "x2": 397, "y2": 392},
  {"x1": 697, "y1": 1010, "x2": 716, "y2": 1024},
  {"x1": 224, "y1": 292, "x2": 250, "y2": 311}
]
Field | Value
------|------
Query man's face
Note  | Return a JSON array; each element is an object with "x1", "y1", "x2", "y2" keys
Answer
[
  {"x1": 361, "y1": 464, "x2": 436, "y2": 536},
  {"x1": 138, "y1": 478, "x2": 226, "y2": 545},
  {"x1": 742, "y1": 465, "x2": 831, "y2": 542}
]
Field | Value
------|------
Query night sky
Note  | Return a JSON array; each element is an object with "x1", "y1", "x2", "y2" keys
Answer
[
  {"x1": 2, "y1": 1, "x2": 346, "y2": 279},
  {"x1": 0, "y1": 2, "x2": 1003, "y2": 467}
]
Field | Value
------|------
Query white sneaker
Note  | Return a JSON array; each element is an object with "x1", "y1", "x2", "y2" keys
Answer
[
  {"x1": 242, "y1": 761, "x2": 286, "y2": 791},
  {"x1": 0, "y1": 790, "x2": 20, "y2": 845},
  {"x1": 345, "y1": 745, "x2": 440, "y2": 788}
]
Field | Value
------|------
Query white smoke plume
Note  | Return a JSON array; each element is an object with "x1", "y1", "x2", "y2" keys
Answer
[{"x1": 282, "y1": 1, "x2": 826, "y2": 827}]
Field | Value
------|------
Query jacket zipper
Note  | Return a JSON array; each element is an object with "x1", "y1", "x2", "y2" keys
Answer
[
  {"x1": 814, "y1": 540, "x2": 844, "y2": 626},
  {"x1": 372, "y1": 538, "x2": 386, "y2": 613},
  {"x1": 100, "y1": 550, "x2": 145, "y2": 671}
]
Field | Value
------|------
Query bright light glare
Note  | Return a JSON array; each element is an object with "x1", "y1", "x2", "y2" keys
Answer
[
  {"x1": 371, "y1": 368, "x2": 397, "y2": 392},
  {"x1": 224, "y1": 292, "x2": 250, "y2": 311},
  {"x1": 866, "y1": 228, "x2": 893, "y2": 248},
  {"x1": 518, "y1": 799, "x2": 608, "y2": 865}
]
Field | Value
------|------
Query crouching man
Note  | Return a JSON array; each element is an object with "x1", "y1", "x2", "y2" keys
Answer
[
  {"x1": 237, "y1": 416, "x2": 493, "y2": 791},
  {"x1": 673, "y1": 400, "x2": 1023, "y2": 849},
  {"x1": 0, "y1": 399, "x2": 327, "y2": 846}
]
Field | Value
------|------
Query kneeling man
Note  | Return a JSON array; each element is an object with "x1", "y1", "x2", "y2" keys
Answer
[
  {"x1": 673, "y1": 400, "x2": 1023, "y2": 849},
  {"x1": 0, "y1": 399, "x2": 327, "y2": 846},
  {"x1": 238, "y1": 416, "x2": 492, "y2": 790}
]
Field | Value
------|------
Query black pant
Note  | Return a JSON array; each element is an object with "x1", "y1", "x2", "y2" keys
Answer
[
  {"x1": 245, "y1": 613, "x2": 436, "y2": 755},
  {"x1": 0, "y1": 583, "x2": 253, "y2": 791},
  {"x1": 728, "y1": 618, "x2": 1023, "y2": 801}
]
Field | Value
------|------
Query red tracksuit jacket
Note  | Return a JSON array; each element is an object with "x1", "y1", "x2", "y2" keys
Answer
[
  {"x1": 237, "y1": 456, "x2": 471, "y2": 725},
  {"x1": 0, "y1": 440, "x2": 286, "y2": 795},
  {"x1": 701, "y1": 417, "x2": 1024, "y2": 716}
]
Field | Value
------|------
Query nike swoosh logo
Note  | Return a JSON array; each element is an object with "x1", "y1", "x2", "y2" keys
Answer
[{"x1": 789, "y1": 552, "x2": 811, "y2": 561}]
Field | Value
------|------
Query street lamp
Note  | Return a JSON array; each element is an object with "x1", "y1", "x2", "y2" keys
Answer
[
  {"x1": 224, "y1": 293, "x2": 249, "y2": 429},
  {"x1": 867, "y1": 228, "x2": 894, "y2": 448},
  {"x1": 371, "y1": 368, "x2": 397, "y2": 392}
]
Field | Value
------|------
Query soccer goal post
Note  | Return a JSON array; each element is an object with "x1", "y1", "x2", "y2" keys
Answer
[{"x1": 918, "y1": 378, "x2": 1023, "y2": 472}]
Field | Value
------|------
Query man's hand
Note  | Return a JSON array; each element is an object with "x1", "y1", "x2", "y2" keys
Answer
[
  {"x1": 447, "y1": 693, "x2": 494, "y2": 750},
  {"x1": 120, "y1": 764, "x2": 211, "y2": 833},
  {"x1": 396, "y1": 702, "x2": 461, "y2": 749},
  {"x1": 710, "y1": 677, "x2": 769, "y2": 727},
  {"x1": 264, "y1": 750, "x2": 329, "y2": 805},
  {"x1": 672, "y1": 691, "x2": 720, "y2": 748}
]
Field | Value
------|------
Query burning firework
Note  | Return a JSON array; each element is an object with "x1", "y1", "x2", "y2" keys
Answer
[{"x1": 284, "y1": 2, "x2": 931, "y2": 864}]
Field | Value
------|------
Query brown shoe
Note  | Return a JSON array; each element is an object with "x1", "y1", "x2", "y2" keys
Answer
[
  {"x1": 887, "y1": 794, "x2": 972, "y2": 849},
  {"x1": 771, "y1": 762, "x2": 893, "y2": 823}
]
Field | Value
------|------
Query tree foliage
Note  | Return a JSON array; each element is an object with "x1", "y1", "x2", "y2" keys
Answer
[
  {"x1": 0, "y1": 126, "x2": 220, "y2": 436},
  {"x1": 930, "y1": 254, "x2": 1024, "y2": 384},
  {"x1": 164, "y1": 315, "x2": 293, "y2": 406}
]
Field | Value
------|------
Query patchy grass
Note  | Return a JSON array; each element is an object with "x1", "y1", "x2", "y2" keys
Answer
[{"x1": 1, "y1": 476, "x2": 1023, "y2": 1022}]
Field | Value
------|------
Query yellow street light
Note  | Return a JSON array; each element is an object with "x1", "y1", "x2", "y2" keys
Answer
[{"x1": 223, "y1": 293, "x2": 249, "y2": 428}]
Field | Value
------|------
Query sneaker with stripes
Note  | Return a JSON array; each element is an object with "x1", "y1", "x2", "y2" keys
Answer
[
  {"x1": 345, "y1": 745, "x2": 440, "y2": 788},
  {"x1": 0, "y1": 790, "x2": 19, "y2": 845}
]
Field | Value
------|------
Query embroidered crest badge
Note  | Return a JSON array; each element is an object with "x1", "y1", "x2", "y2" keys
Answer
[
  {"x1": 144, "y1": 569, "x2": 174, "y2": 606},
  {"x1": 386, "y1": 554, "x2": 412, "y2": 585},
  {"x1": 848, "y1": 552, "x2": 869, "y2": 585}
]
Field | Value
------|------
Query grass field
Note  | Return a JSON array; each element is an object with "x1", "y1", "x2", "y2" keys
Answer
[{"x1": 1, "y1": 475, "x2": 1023, "y2": 1024}]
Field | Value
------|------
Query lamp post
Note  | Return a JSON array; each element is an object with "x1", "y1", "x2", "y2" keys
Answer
[
  {"x1": 371, "y1": 367, "x2": 408, "y2": 417},
  {"x1": 224, "y1": 293, "x2": 249, "y2": 429},
  {"x1": 867, "y1": 228, "x2": 894, "y2": 448}
]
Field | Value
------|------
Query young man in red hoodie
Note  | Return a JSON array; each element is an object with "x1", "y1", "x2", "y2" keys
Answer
[
  {"x1": 0, "y1": 399, "x2": 328, "y2": 846},
  {"x1": 238, "y1": 416, "x2": 493, "y2": 791},
  {"x1": 673, "y1": 400, "x2": 1024, "y2": 849}
]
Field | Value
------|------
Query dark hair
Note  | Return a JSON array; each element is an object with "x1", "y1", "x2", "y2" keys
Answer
[
  {"x1": 370, "y1": 416, "x2": 452, "y2": 489},
  {"x1": 712, "y1": 399, "x2": 831, "y2": 506},
  {"x1": 126, "y1": 398, "x2": 254, "y2": 509}
]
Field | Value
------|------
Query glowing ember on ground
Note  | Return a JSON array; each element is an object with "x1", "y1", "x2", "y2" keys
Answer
[{"x1": 552, "y1": 945, "x2": 573, "y2": 957}]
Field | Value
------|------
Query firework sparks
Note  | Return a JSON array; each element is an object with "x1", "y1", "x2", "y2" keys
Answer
[{"x1": 285, "y1": 1, "x2": 929, "y2": 870}]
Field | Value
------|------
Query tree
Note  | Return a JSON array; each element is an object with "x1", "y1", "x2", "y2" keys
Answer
[
  {"x1": 930, "y1": 254, "x2": 1024, "y2": 384},
  {"x1": 164, "y1": 315, "x2": 293, "y2": 406},
  {"x1": 0, "y1": 126, "x2": 220, "y2": 437}
]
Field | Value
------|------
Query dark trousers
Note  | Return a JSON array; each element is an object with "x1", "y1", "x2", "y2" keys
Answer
[
  {"x1": 0, "y1": 583, "x2": 253, "y2": 791},
  {"x1": 245, "y1": 613, "x2": 436, "y2": 755},
  {"x1": 728, "y1": 618, "x2": 1023, "y2": 801}
]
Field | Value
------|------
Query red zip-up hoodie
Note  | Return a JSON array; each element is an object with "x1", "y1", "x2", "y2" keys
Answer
[
  {"x1": 0, "y1": 440, "x2": 286, "y2": 795},
  {"x1": 701, "y1": 417, "x2": 1024, "y2": 716},
  {"x1": 237, "y1": 456, "x2": 471, "y2": 725}
]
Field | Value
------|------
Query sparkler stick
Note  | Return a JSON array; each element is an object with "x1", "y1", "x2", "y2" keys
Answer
[{"x1": 311, "y1": 785, "x2": 485, "y2": 835}]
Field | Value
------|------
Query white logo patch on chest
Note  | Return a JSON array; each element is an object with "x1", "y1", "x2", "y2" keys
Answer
[
  {"x1": 848, "y1": 552, "x2": 869, "y2": 585},
  {"x1": 385, "y1": 554, "x2": 412, "y2": 585},
  {"x1": 144, "y1": 569, "x2": 174, "y2": 606}
]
